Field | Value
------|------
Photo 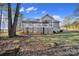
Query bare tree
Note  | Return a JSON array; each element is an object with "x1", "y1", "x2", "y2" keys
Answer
[
  {"x1": 0, "y1": 4, "x2": 5, "y2": 32},
  {"x1": 11, "y1": 3, "x2": 21, "y2": 36},
  {"x1": 73, "y1": 5, "x2": 79, "y2": 17},
  {"x1": 8, "y1": 3, "x2": 21, "y2": 37},
  {"x1": 63, "y1": 16, "x2": 72, "y2": 30},
  {"x1": 8, "y1": 3, "x2": 13, "y2": 37},
  {"x1": 72, "y1": 5, "x2": 79, "y2": 30}
]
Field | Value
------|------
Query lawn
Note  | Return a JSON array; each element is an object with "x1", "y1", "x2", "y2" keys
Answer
[
  {"x1": 53, "y1": 32, "x2": 79, "y2": 45},
  {"x1": 0, "y1": 30, "x2": 23, "y2": 37},
  {"x1": 1, "y1": 31, "x2": 79, "y2": 55},
  {"x1": 27, "y1": 31, "x2": 79, "y2": 45}
]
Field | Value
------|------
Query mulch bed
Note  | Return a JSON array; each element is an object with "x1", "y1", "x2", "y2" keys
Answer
[
  {"x1": 17, "y1": 44, "x2": 79, "y2": 56},
  {"x1": 1, "y1": 37, "x2": 79, "y2": 56}
]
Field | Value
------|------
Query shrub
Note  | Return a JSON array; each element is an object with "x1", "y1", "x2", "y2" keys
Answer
[
  {"x1": 53, "y1": 31, "x2": 56, "y2": 33},
  {"x1": 60, "y1": 30, "x2": 63, "y2": 32}
]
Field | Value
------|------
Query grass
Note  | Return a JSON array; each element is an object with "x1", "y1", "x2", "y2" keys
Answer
[
  {"x1": 25, "y1": 32, "x2": 79, "y2": 45},
  {"x1": 1, "y1": 31, "x2": 79, "y2": 55},
  {"x1": 0, "y1": 32, "x2": 8, "y2": 37},
  {"x1": 1, "y1": 31, "x2": 79, "y2": 46},
  {"x1": 0, "y1": 32, "x2": 79, "y2": 49},
  {"x1": 0, "y1": 30, "x2": 23, "y2": 37},
  {"x1": 51, "y1": 32, "x2": 79, "y2": 45},
  {"x1": 18, "y1": 31, "x2": 79, "y2": 49}
]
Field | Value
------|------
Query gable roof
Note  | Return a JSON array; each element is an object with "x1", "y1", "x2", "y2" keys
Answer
[
  {"x1": 41, "y1": 14, "x2": 54, "y2": 19},
  {"x1": 41, "y1": 14, "x2": 59, "y2": 22},
  {"x1": 22, "y1": 14, "x2": 60, "y2": 23}
]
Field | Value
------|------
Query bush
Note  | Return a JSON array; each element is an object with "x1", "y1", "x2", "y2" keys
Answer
[
  {"x1": 53, "y1": 31, "x2": 56, "y2": 33},
  {"x1": 60, "y1": 30, "x2": 63, "y2": 32}
]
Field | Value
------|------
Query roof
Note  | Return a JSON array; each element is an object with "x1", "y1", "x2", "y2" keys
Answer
[
  {"x1": 41, "y1": 14, "x2": 54, "y2": 19},
  {"x1": 22, "y1": 14, "x2": 60, "y2": 23},
  {"x1": 22, "y1": 20, "x2": 39, "y2": 23},
  {"x1": 41, "y1": 14, "x2": 60, "y2": 22}
]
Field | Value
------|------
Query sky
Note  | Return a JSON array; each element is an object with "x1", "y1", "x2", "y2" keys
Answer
[
  {"x1": 12, "y1": 3, "x2": 79, "y2": 21},
  {"x1": 0, "y1": 3, "x2": 79, "y2": 21},
  {"x1": 1, "y1": 3, "x2": 79, "y2": 29}
]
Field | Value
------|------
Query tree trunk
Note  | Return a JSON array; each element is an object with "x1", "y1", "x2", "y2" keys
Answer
[
  {"x1": 0, "y1": 6, "x2": 3, "y2": 32},
  {"x1": 12, "y1": 3, "x2": 20, "y2": 36},
  {"x1": 8, "y1": 3, "x2": 13, "y2": 37}
]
